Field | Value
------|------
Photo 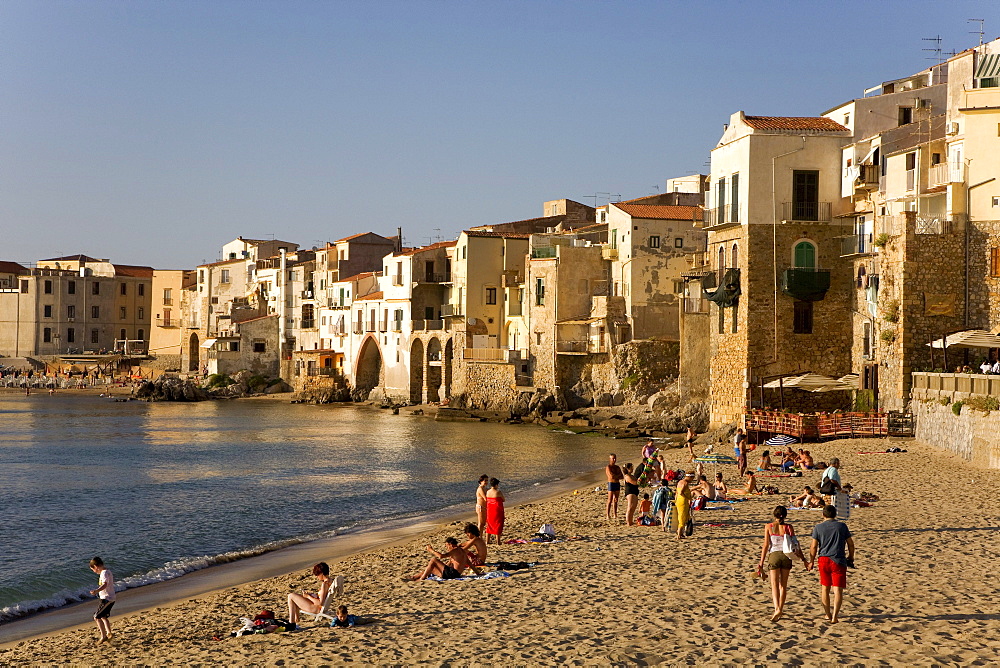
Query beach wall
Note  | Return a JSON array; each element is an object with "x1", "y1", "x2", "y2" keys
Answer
[{"x1": 913, "y1": 399, "x2": 1000, "y2": 468}]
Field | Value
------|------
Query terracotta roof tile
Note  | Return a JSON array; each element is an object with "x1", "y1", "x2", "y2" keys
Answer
[
  {"x1": 465, "y1": 231, "x2": 531, "y2": 239},
  {"x1": 612, "y1": 204, "x2": 703, "y2": 220},
  {"x1": 336, "y1": 271, "x2": 379, "y2": 283},
  {"x1": 355, "y1": 290, "x2": 384, "y2": 301},
  {"x1": 0, "y1": 261, "x2": 27, "y2": 274},
  {"x1": 397, "y1": 240, "x2": 457, "y2": 256},
  {"x1": 744, "y1": 116, "x2": 848, "y2": 132},
  {"x1": 113, "y1": 264, "x2": 155, "y2": 278}
]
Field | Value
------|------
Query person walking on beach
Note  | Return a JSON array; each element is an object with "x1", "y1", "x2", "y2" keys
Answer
[
  {"x1": 475, "y1": 474, "x2": 489, "y2": 534},
  {"x1": 88, "y1": 557, "x2": 116, "y2": 643},
  {"x1": 605, "y1": 453, "x2": 624, "y2": 522},
  {"x1": 684, "y1": 425, "x2": 697, "y2": 462},
  {"x1": 485, "y1": 478, "x2": 506, "y2": 545},
  {"x1": 757, "y1": 506, "x2": 808, "y2": 622},
  {"x1": 807, "y1": 505, "x2": 855, "y2": 624},
  {"x1": 734, "y1": 428, "x2": 748, "y2": 477}
]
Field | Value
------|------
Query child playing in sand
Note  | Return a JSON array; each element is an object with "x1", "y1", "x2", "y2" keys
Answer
[
  {"x1": 88, "y1": 557, "x2": 116, "y2": 643},
  {"x1": 638, "y1": 493, "x2": 653, "y2": 521},
  {"x1": 329, "y1": 605, "x2": 358, "y2": 628}
]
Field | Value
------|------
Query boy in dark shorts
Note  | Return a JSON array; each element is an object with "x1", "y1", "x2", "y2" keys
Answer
[
  {"x1": 808, "y1": 505, "x2": 856, "y2": 623},
  {"x1": 88, "y1": 556, "x2": 116, "y2": 643},
  {"x1": 409, "y1": 537, "x2": 471, "y2": 581}
]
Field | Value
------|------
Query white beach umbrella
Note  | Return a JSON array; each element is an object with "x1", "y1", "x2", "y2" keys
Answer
[{"x1": 927, "y1": 330, "x2": 1000, "y2": 349}]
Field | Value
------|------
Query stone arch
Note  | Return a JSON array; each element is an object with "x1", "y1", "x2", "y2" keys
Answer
[
  {"x1": 409, "y1": 338, "x2": 425, "y2": 404},
  {"x1": 188, "y1": 332, "x2": 200, "y2": 372},
  {"x1": 426, "y1": 337, "x2": 443, "y2": 403},
  {"x1": 355, "y1": 335, "x2": 384, "y2": 399},
  {"x1": 444, "y1": 338, "x2": 453, "y2": 398}
]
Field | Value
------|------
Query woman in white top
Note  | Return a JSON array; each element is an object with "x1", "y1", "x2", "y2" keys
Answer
[
  {"x1": 756, "y1": 505, "x2": 808, "y2": 622},
  {"x1": 287, "y1": 562, "x2": 333, "y2": 626}
]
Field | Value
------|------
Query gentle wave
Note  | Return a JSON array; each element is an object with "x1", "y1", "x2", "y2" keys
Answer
[{"x1": 0, "y1": 528, "x2": 343, "y2": 623}]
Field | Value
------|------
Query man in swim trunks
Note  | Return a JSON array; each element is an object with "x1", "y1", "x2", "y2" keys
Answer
[
  {"x1": 807, "y1": 505, "x2": 855, "y2": 623},
  {"x1": 410, "y1": 537, "x2": 471, "y2": 581},
  {"x1": 606, "y1": 453, "x2": 624, "y2": 522}
]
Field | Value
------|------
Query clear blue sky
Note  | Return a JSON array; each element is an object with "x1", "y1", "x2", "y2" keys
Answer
[{"x1": 2, "y1": 0, "x2": 994, "y2": 268}]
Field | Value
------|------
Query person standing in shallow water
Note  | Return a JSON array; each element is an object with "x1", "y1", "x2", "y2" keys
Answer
[{"x1": 605, "y1": 453, "x2": 624, "y2": 522}]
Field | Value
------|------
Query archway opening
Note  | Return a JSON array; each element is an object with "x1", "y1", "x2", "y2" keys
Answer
[
  {"x1": 409, "y1": 338, "x2": 425, "y2": 404},
  {"x1": 426, "y1": 337, "x2": 442, "y2": 403},
  {"x1": 355, "y1": 336, "x2": 384, "y2": 400}
]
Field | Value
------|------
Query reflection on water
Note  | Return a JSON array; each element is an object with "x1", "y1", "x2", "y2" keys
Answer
[{"x1": 0, "y1": 394, "x2": 626, "y2": 620}]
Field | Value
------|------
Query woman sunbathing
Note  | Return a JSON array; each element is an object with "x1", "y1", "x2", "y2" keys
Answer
[
  {"x1": 287, "y1": 562, "x2": 333, "y2": 625},
  {"x1": 789, "y1": 486, "x2": 823, "y2": 508}
]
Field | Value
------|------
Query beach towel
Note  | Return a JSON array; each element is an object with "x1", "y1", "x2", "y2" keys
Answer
[{"x1": 425, "y1": 571, "x2": 511, "y2": 582}]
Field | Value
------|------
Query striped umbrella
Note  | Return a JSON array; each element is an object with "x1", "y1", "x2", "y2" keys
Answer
[{"x1": 764, "y1": 434, "x2": 797, "y2": 447}]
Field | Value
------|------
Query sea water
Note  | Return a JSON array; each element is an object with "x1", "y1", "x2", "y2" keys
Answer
[{"x1": 0, "y1": 394, "x2": 622, "y2": 622}]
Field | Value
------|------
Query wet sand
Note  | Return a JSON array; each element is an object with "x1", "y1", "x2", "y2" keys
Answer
[{"x1": 3, "y1": 436, "x2": 999, "y2": 666}]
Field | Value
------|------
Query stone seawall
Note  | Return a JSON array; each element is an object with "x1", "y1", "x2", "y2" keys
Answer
[{"x1": 914, "y1": 399, "x2": 1000, "y2": 469}]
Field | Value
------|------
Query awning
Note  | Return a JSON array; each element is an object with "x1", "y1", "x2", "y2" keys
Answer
[
  {"x1": 858, "y1": 143, "x2": 879, "y2": 165},
  {"x1": 764, "y1": 373, "x2": 854, "y2": 392},
  {"x1": 557, "y1": 316, "x2": 603, "y2": 325},
  {"x1": 975, "y1": 53, "x2": 1000, "y2": 79},
  {"x1": 200, "y1": 338, "x2": 218, "y2": 349},
  {"x1": 927, "y1": 330, "x2": 1000, "y2": 349},
  {"x1": 703, "y1": 268, "x2": 741, "y2": 307}
]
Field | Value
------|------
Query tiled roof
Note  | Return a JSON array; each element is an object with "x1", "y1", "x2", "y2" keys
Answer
[
  {"x1": 744, "y1": 116, "x2": 848, "y2": 131},
  {"x1": 333, "y1": 232, "x2": 394, "y2": 244},
  {"x1": 0, "y1": 261, "x2": 27, "y2": 274},
  {"x1": 613, "y1": 204, "x2": 703, "y2": 220},
  {"x1": 198, "y1": 257, "x2": 245, "y2": 268},
  {"x1": 465, "y1": 231, "x2": 531, "y2": 239},
  {"x1": 337, "y1": 271, "x2": 378, "y2": 283},
  {"x1": 355, "y1": 291, "x2": 384, "y2": 301},
  {"x1": 235, "y1": 313, "x2": 279, "y2": 325},
  {"x1": 397, "y1": 240, "x2": 457, "y2": 256},
  {"x1": 113, "y1": 264, "x2": 155, "y2": 278},
  {"x1": 39, "y1": 254, "x2": 102, "y2": 262}
]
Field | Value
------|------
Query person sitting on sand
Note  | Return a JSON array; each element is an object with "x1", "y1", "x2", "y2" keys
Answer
[
  {"x1": 758, "y1": 450, "x2": 774, "y2": 471},
  {"x1": 329, "y1": 605, "x2": 358, "y2": 628},
  {"x1": 461, "y1": 523, "x2": 488, "y2": 573},
  {"x1": 780, "y1": 451, "x2": 797, "y2": 473},
  {"x1": 409, "y1": 537, "x2": 470, "y2": 581},
  {"x1": 691, "y1": 474, "x2": 716, "y2": 502},
  {"x1": 745, "y1": 471, "x2": 759, "y2": 494},
  {"x1": 287, "y1": 562, "x2": 333, "y2": 626},
  {"x1": 714, "y1": 472, "x2": 728, "y2": 500},
  {"x1": 638, "y1": 493, "x2": 653, "y2": 521},
  {"x1": 790, "y1": 486, "x2": 824, "y2": 508},
  {"x1": 798, "y1": 449, "x2": 815, "y2": 470}
]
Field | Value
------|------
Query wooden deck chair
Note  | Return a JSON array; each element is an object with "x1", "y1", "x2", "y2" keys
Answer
[{"x1": 300, "y1": 574, "x2": 345, "y2": 624}]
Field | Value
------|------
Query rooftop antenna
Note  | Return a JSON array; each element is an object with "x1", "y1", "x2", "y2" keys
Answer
[
  {"x1": 922, "y1": 35, "x2": 943, "y2": 63},
  {"x1": 432, "y1": 228, "x2": 442, "y2": 243},
  {"x1": 969, "y1": 18, "x2": 984, "y2": 46},
  {"x1": 582, "y1": 192, "x2": 611, "y2": 207}
]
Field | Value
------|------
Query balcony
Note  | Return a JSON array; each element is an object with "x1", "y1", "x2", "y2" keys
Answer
[
  {"x1": 683, "y1": 297, "x2": 710, "y2": 314},
  {"x1": 411, "y1": 319, "x2": 444, "y2": 331},
  {"x1": 601, "y1": 247, "x2": 618, "y2": 261},
  {"x1": 915, "y1": 215, "x2": 962, "y2": 235},
  {"x1": 702, "y1": 204, "x2": 740, "y2": 230},
  {"x1": 162, "y1": 298, "x2": 173, "y2": 306},
  {"x1": 441, "y1": 303, "x2": 464, "y2": 317},
  {"x1": 300, "y1": 290, "x2": 314, "y2": 299},
  {"x1": 781, "y1": 201, "x2": 832, "y2": 223},
  {"x1": 928, "y1": 162, "x2": 966, "y2": 186},
  {"x1": 300, "y1": 319, "x2": 316, "y2": 330},
  {"x1": 391, "y1": 276, "x2": 404, "y2": 287},
  {"x1": 532, "y1": 247, "x2": 557, "y2": 259},
  {"x1": 507, "y1": 301, "x2": 523, "y2": 317},
  {"x1": 155, "y1": 316, "x2": 177, "y2": 328},
  {"x1": 307, "y1": 367, "x2": 342, "y2": 377},
  {"x1": 556, "y1": 340, "x2": 608, "y2": 355},
  {"x1": 905, "y1": 169, "x2": 916, "y2": 192},
  {"x1": 855, "y1": 164, "x2": 879, "y2": 188},
  {"x1": 392, "y1": 319, "x2": 403, "y2": 332},
  {"x1": 378, "y1": 319, "x2": 388, "y2": 332},
  {"x1": 462, "y1": 347, "x2": 509, "y2": 362},
  {"x1": 781, "y1": 268, "x2": 831, "y2": 301},
  {"x1": 353, "y1": 324, "x2": 364, "y2": 335},
  {"x1": 501, "y1": 270, "x2": 523, "y2": 287},
  {"x1": 365, "y1": 321, "x2": 376, "y2": 332},
  {"x1": 840, "y1": 234, "x2": 875, "y2": 257},
  {"x1": 415, "y1": 273, "x2": 449, "y2": 284}
]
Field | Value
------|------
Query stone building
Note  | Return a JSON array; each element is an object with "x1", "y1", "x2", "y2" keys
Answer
[
  {"x1": 148, "y1": 269, "x2": 196, "y2": 370},
  {"x1": 0, "y1": 255, "x2": 153, "y2": 358}
]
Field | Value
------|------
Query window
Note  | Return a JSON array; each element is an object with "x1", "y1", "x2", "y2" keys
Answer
[
  {"x1": 718, "y1": 245, "x2": 726, "y2": 271},
  {"x1": 792, "y1": 170, "x2": 819, "y2": 220},
  {"x1": 253, "y1": 341, "x2": 266, "y2": 353},
  {"x1": 67, "y1": 328, "x2": 75, "y2": 343},
  {"x1": 229, "y1": 341, "x2": 240, "y2": 352},
  {"x1": 120, "y1": 283, "x2": 127, "y2": 296},
  {"x1": 43, "y1": 327, "x2": 52, "y2": 343},
  {"x1": 92, "y1": 282, "x2": 100, "y2": 295},
  {"x1": 898, "y1": 106, "x2": 913, "y2": 126},
  {"x1": 462, "y1": 246, "x2": 467, "y2": 260},
  {"x1": 991, "y1": 247, "x2": 1000, "y2": 277},
  {"x1": 535, "y1": 278, "x2": 545, "y2": 306},
  {"x1": 862, "y1": 321, "x2": 872, "y2": 358},
  {"x1": 163, "y1": 308, "x2": 171, "y2": 325},
  {"x1": 137, "y1": 329, "x2": 144, "y2": 340},
  {"x1": 43, "y1": 305, "x2": 52, "y2": 317},
  {"x1": 648, "y1": 235, "x2": 660, "y2": 248},
  {"x1": 931, "y1": 152, "x2": 942, "y2": 165},
  {"x1": 91, "y1": 306, "x2": 100, "y2": 319},
  {"x1": 137, "y1": 307, "x2": 144, "y2": 319},
  {"x1": 730, "y1": 172, "x2": 739, "y2": 222},
  {"x1": 715, "y1": 177, "x2": 727, "y2": 224},
  {"x1": 120, "y1": 329, "x2": 127, "y2": 341},
  {"x1": 68, "y1": 280, "x2": 76, "y2": 295},
  {"x1": 731, "y1": 243, "x2": 739, "y2": 270},
  {"x1": 486, "y1": 287, "x2": 497, "y2": 305},
  {"x1": 44, "y1": 280, "x2": 52, "y2": 294},
  {"x1": 793, "y1": 241, "x2": 817, "y2": 269},
  {"x1": 120, "y1": 307, "x2": 127, "y2": 319},
  {"x1": 67, "y1": 305, "x2": 75, "y2": 318},
  {"x1": 91, "y1": 329, "x2": 99, "y2": 344},
  {"x1": 674, "y1": 237, "x2": 684, "y2": 248},
  {"x1": 221, "y1": 269, "x2": 230, "y2": 284},
  {"x1": 793, "y1": 300, "x2": 814, "y2": 334},
  {"x1": 905, "y1": 152, "x2": 917, "y2": 170},
  {"x1": 20, "y1": 280, "x2": 28, "y2": 293},
  {"x1": 163, "y1": 288, "x2": 172, "y2": 304}
]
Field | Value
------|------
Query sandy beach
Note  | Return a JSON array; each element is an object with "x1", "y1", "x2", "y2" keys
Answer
[{"x1": 3, "y1": 435, "x2": 999, "y2": 666}]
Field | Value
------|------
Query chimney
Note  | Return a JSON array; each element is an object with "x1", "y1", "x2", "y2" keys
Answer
[{"x1": 396, "y1": 227, "x2": 403, "y2": 253}]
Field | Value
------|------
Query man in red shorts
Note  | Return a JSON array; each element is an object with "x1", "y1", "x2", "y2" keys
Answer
[{"x1": 807, "y1": 504, "x2": 855, "y2": 623}]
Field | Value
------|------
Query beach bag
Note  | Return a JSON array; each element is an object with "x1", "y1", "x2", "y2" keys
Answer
[
  {"x1": 684, "y1": 518, "x2": 694, "y2": 536},
  {"x1": 819, "y1": 477, "x2": 837, "y2": 496},
  {"x1": 537, "y1": 524, "x2": 556, "y2": 537},
  {"x1": 780, "y1": 527, "x2": 800, "y2": 554}
]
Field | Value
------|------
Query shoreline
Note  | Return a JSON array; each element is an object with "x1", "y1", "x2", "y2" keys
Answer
[{"x1": 0, "y1": 467, "x2": 604, "y2": 647}]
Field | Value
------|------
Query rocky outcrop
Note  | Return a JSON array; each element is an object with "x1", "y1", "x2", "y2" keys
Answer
[{"x1": 135, "y1": 376, "x2": 209, "y2": 402}]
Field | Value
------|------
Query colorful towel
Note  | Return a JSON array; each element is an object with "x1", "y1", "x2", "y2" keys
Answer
[{"x1": 426, "y1": 571, "x2": 511, "y2": 582}]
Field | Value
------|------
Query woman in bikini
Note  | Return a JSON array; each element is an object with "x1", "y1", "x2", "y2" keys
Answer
[
  {"x1": 756, "y1": 506, "x2": 808, "y2": 622},
  {"x1": 475, "y1": 474, "x2": 489, "y2": 534},
  {"x1": 622, "y1": 463, "x2": 641, "y2": 526},
  {"x1": 287, "y1": 562, "x2": 333, "y2": 626}
]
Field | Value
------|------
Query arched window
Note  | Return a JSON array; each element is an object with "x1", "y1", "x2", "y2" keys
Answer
[
  {"x1": 718, "y1": 245, "x2": 726, "y2": 271},
  {"x1": 793, "y1": 241, "x2": 817, "y2": 269},
  {"x1": 731, "y1": 243, "x2": 739, "y2": 270}
]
